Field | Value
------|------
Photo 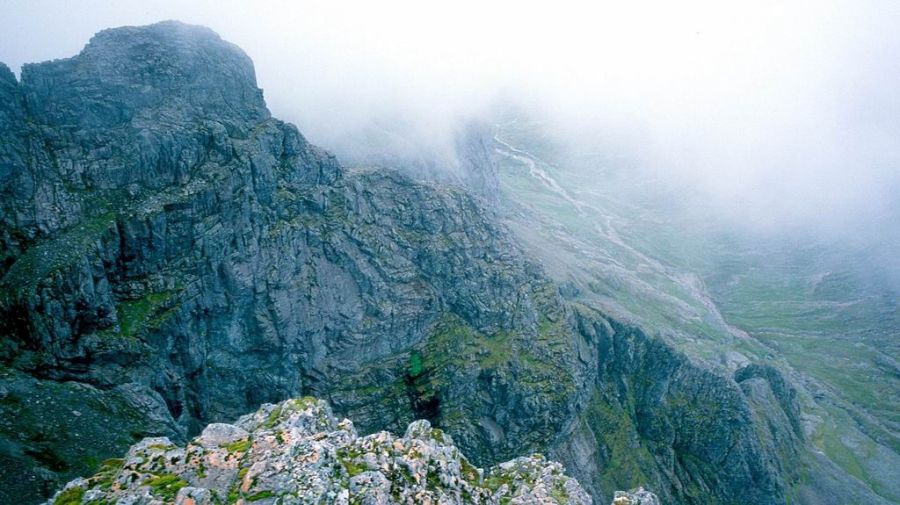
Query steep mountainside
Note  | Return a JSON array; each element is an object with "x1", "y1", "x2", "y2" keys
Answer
[
  {"x1": 1, "y1": 22, "x2": 804, "y2": 505},
  {"x1": 491, "y1": 117, "x2": 899, "y2": 504}
]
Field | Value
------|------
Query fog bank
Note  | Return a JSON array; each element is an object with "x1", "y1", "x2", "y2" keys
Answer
[{"x1": 2, "y1": 0, "x2": 898, "y2": 256}]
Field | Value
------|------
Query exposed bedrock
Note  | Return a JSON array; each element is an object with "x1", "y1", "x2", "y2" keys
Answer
[{"x1": 1, "y1": 21, "x2": 801, "y2": 505}]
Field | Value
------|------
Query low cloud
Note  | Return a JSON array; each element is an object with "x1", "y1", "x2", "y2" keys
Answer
[{"x1": 2, "y1": 0, "x2": 899, "y2": 279}]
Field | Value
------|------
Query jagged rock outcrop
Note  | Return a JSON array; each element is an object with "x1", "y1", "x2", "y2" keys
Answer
[
  {"x1": 1, "y1": 21, "x2": 802, "y2": 505},
  {"x1": 612, "y1": 487, "x2": 661, "y2": 505},
  {"x1": 46, "y1": 397, "x2": 591, "y2": 504}
]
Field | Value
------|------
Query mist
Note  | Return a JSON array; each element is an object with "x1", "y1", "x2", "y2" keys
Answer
[{"x1": 2, "y1": 0, "x2": 899, "y2": 274}]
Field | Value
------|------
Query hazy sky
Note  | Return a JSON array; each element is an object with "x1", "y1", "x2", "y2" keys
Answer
[{"x1": 2, "y1": 0, "x2": 899, "y2": 239}]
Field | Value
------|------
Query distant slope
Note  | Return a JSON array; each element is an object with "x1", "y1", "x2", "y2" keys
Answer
[{"x1": 492, "y1": 117, "x2": 900, "y2": 504}]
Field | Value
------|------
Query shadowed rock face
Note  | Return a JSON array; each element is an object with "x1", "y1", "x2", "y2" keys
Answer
[
  {"x1": 1, "y1": 21, "x2": 801, "y2": 505},
  {"x1": 2, "y1": 21, "x2": 272, "y2": 240},
  {"x1": 22, "y1": 22, "x2": 268, "y2": 130}
]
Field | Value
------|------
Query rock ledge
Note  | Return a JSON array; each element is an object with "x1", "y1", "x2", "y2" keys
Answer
[{"x1": 46, "y1": 397, "x2": 596, "y2": 504}]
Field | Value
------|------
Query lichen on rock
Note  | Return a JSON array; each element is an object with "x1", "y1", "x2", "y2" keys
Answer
[
  {"x1": 45, "y1": 397, "x2": 592, "y2": 504},
  {"x1": 612, "y1": 487, "x2": 661, "y2": 505}
]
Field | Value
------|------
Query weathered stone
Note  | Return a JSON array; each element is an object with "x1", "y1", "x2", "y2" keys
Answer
[
  {"x1": 45, "y1": 397, "x2": 591, "y2": 505},
  {"x1": 196, "y1": 423, "x2": 249, "y2": 449},
  {"x1": 612, "y1": 487, "x2": 660, "y2": 505}
]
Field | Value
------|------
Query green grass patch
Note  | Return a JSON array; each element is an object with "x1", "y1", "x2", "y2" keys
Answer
[
  {"x1": 585, "y1": 392, "x2": 653, "y2": 491},
  {"x1": 483, "y1": 471, "x2": 515, "y2": 492},
  {"x1": 90, "y1": 458, "x2": 124, "y2": 490},
  {"x1": 262, "y1": 405, "x2": 283, "y2": 429},
  {"x1": 53, "y1": 486, "x2": 85, "y2": 505},
  {"x1": 408, "y1": 352, "x2": 424, "y2": 378},
  {"x1": 1, "y1": 212, "x2": 117, "y2": 301},
  {"x1": 460, "y1": 457, "x2": 480, "y2": 485},
  {"x1": 145, "y1": 473, "x2": 187, "y2": 502},
  {"x1": 246, "y1": 490, "x2": 276, "y2": 501},
  {"x1": 337, "y1": 447, "x2": 367, "y2": 477},
  {"x1": 114, "y1": 290, "x2": 179, "y2": 338},
  {"x1": 221, "y1": 438, "x2": 252, "y2": 454}
]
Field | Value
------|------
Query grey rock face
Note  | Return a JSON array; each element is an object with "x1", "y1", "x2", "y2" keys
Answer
[
  {"x1": 549, "y1": 312, "x2": 803, "y2": 505},
  {"x1": 1, "y1": 21, "x2": 802, "y2": 505},
  {"x1": 450, "y1": 121, "x2": 501, "y2": 201},
  {"x1": 612, "y1": 487, "x2": 661, "y2": 505},
  {"x1": 23, "y1": 21, "x2": 267, "y2": 128},
  {"x1": 45, "y1": 396, "x2": 592, "y2": 504},
  {"x1": 4, "y1": 22, "x2": 271, "y2": 239},
  {"x1": 0, "y1": 369, "x2": 182, "y2": 501}
]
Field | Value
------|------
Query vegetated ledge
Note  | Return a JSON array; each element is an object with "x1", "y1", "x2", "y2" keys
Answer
[{"x1": 44, "y1": 397, "x2": 599, "y2": 504}]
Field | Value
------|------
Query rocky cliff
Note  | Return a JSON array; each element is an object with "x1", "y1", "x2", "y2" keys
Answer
[
  {"x1": 2, "y1": 21, "x2": 802, "y2": 505},
  {"x1": 45, "y1": 396, "x2": 593, "y2": 504}
]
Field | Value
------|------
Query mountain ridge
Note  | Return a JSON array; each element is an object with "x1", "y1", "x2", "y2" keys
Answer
[
  {"x1": 45, "y1": 396, "x2": 597, "y2": 505},
  {"x1": 1, "y1": 21, "x2": 807, "y2": 505}
]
